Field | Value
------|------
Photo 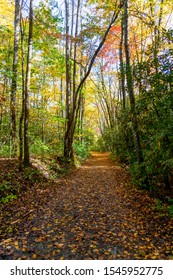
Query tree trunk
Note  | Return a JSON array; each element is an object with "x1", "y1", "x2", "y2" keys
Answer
[
  {"x1": 10, "y1": 0, "x2": 20, "y2": 157},
  {"x1": 63, "y1": 4, "x2": 124, "y2": 161},
  {"x1": 19, "y1": 16, "x2": 25, "y2": 169},
  {"x1": 119, "y1": 11, "x2": 126, "y2": 109},
  {"x1": 124, "y1": 0, "x2": 143, "y2": 164},
  {"x1": 23, "y1": 0, "x2": 33, "y2": 167},
  {"x1": 64, "y1": 0, "x2": 73, "y2": 161}
]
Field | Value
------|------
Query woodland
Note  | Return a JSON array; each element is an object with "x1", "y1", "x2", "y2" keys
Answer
[{"x1": 0, "y1": 0, "x2": 173, "y2": 259}]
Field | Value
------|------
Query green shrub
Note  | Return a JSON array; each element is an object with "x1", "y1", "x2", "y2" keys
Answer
[
  {"x1": 73, "y1": 143, "x2": 90, "y2": 161},
  {"x1": 0, "y1": 182, "x2": 17, "y2": 204},
  {"x1": 0, "y1": 144, "x2": 11, "y2": 157},
  {"x1": 168, "y1": 205, "x2": 173, "y2": 216},
  {"x1": 0, "y1": 194, "x2": 17, "y2": 204},
  {"x1": 23, "y1": 167, "x2": 40, "y2": 182},
  {"x1": 168, "y1": 199, "x2": 173, "y2": 216},
  {"x1": 30, "y1": 139, "x2": 49, "y2": 157}
]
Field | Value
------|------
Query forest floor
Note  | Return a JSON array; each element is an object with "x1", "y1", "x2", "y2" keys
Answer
[{"x1": 0, "y1": 152, "x2": 173, "y2": 260}]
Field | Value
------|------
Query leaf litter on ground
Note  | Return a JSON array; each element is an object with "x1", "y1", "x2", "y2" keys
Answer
[{"x1": 0, "y1": 153, "x2": 173, "y2": 260}]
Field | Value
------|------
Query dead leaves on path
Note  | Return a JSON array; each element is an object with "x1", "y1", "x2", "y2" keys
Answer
[{"x1": 0, "y1": 153, "x2": 173, "y2": 260}]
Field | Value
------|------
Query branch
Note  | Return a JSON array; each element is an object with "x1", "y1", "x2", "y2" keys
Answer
[
  {"x1": 10, "y1": 209, "x2": 34, "y2": 225},
  {"x1": 65, "y1": 1, "x2": 124, "y2": 140},
  {"x1": 75, "y1": 3, "x2": 124, "y2": 98}
]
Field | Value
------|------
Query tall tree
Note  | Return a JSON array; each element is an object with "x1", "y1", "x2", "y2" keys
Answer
[
  {"x1": 23, "y1": 0, "x2": 33, "y2": 166},
  {"x1": 19, "y1": 9, "x2": 26, "y2": 168},
  {"x1": 10, "y1": 0, "x2": 20, "y2": 157},
  {"x1": 63, "y1": 0, "x2": 124, "y2": 161},
  {"x1": 119, "y1": 12, "x2": 126, "y2": 109},
  {"x1": 64, "y1": 0, "x2": 72, "y2": 160},
  {"x1": 124, "y1": 0, "x2": 143, "y2": 164}
]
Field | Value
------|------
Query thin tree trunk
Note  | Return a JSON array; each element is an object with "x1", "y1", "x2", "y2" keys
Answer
[
  {"x1": 10, "y1": 0, "x2": 20, "y2": 157},
  {"x1": 23, "y1": 0, "x2": 33, "y2": 166},
  {"x1": 124, "y1": 0, "x2": 143, "y2": 164},
  {"x1": 73, "y1": 0, "x2": 80, "y2": 105},
  {"x1": 63, "y1": 4, "x2": 124, "y2": 160},
  {"x1": 119, "y1": 12, "x2": 126, "y2": 109},
  {"x1": 19, "y1": 16, "x2": 25, "y2": 169},
  {"x1": 99, "y1": 70, "x2": 113, "y2": 128},
  {"x1": 64, "y1": 0, "x2": 73, "y2": 160}
]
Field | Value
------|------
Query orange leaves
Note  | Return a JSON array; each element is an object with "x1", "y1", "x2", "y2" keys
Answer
[
  {"x1": 1, "y1": 153, "x2": 173, "y2": 260},
  {"x1": 35, "y1": 236, "x2": 48, "y2": 243},
  {"x1": 98, "y1": 25, "x2": 121, "y2": 70},
  {"x1": 54, "y1": 242, "x2": 64, "y2": 248}
]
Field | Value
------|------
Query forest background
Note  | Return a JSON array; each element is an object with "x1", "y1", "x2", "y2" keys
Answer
[{"x1": 0, "y1": 0, "x2": 173, "y2": 203}]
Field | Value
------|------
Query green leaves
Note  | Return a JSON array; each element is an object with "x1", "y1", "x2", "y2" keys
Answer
[{"x1": 0, "y1": 180, "x2": 17, "y2": 204}]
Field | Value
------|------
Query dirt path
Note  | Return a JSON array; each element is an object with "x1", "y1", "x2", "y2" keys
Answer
[{"x1": 0, "y1": 153, "x2": 173, "y2": 259}]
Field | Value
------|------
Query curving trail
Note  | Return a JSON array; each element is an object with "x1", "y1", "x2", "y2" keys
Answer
[{"x1": 0, "y1": 153, "x2": 173, "y2": 259}]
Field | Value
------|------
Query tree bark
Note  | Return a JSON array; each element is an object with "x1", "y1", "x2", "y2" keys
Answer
[
  {"x1": 124, "y1": 0, "x2": 143, "y2": 164},
  {"x1": 119, "y1": 11, "x2": 126, "y2": 109},
  {"x1": 23, "y1": 0, "x2": 33, "y2": 166},
  {"x1": 10, "y1": 0, "x2": 20, "y2": 157},
  {"x1": 19, "y1": 15, "x2": 26, "y2": 169},
  {"x1": 64, "y1": 0, "x2": 73, "y2": 160}
]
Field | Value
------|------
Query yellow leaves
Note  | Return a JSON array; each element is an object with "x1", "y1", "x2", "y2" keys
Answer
[
  {"x1": 105, "y1": 237, "x2": 112, "y2": 242},
  {"x1": 90, "y1": 244, "x2": 96, "y2": 248},
  {"x1": 104, "y1": 251, "x2": 110, "y2": 255},
  {"x1": 0, "y1": 0, "x2": 14, "y2": 26},
  {"x1": 14, "y1": 241, "x2": 19, "y2": 250},
  {"x1": 32, "y1": 254, "x2": 37, "y2": 259},
  {"x1": 1, "y1": 153, "x2": 173, "y2": 261},
  {"x1": 50, "y1": 140, "x2": 60, "y2": 145},
  {"x1": 124, "y1": 250, "x2": 131, "y2": 256},
  {"x1": 31, "y1": 227, "x2": 39, "y2": 231},
  {"x1": 35, "y1": 236, "x2": 48, "y2": 242},
  {"x1": 151, "y1": 252, "x2": 160, "y2": 260},
  {"x1": 77, "y1": 231, "x2": 85, "y2": 238},
  {"x1": 145, "y1": 237, "x2": 150, "y2": 242},
  {"x1": 55, "y1": 242, "x2": 64, "y2": 248},
  {"x1": 153, "y1": 250, "x2": 160, "y2": 256},
  {"x1": 93, "y1": 248, "x2": 100, "y2": 254}
]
